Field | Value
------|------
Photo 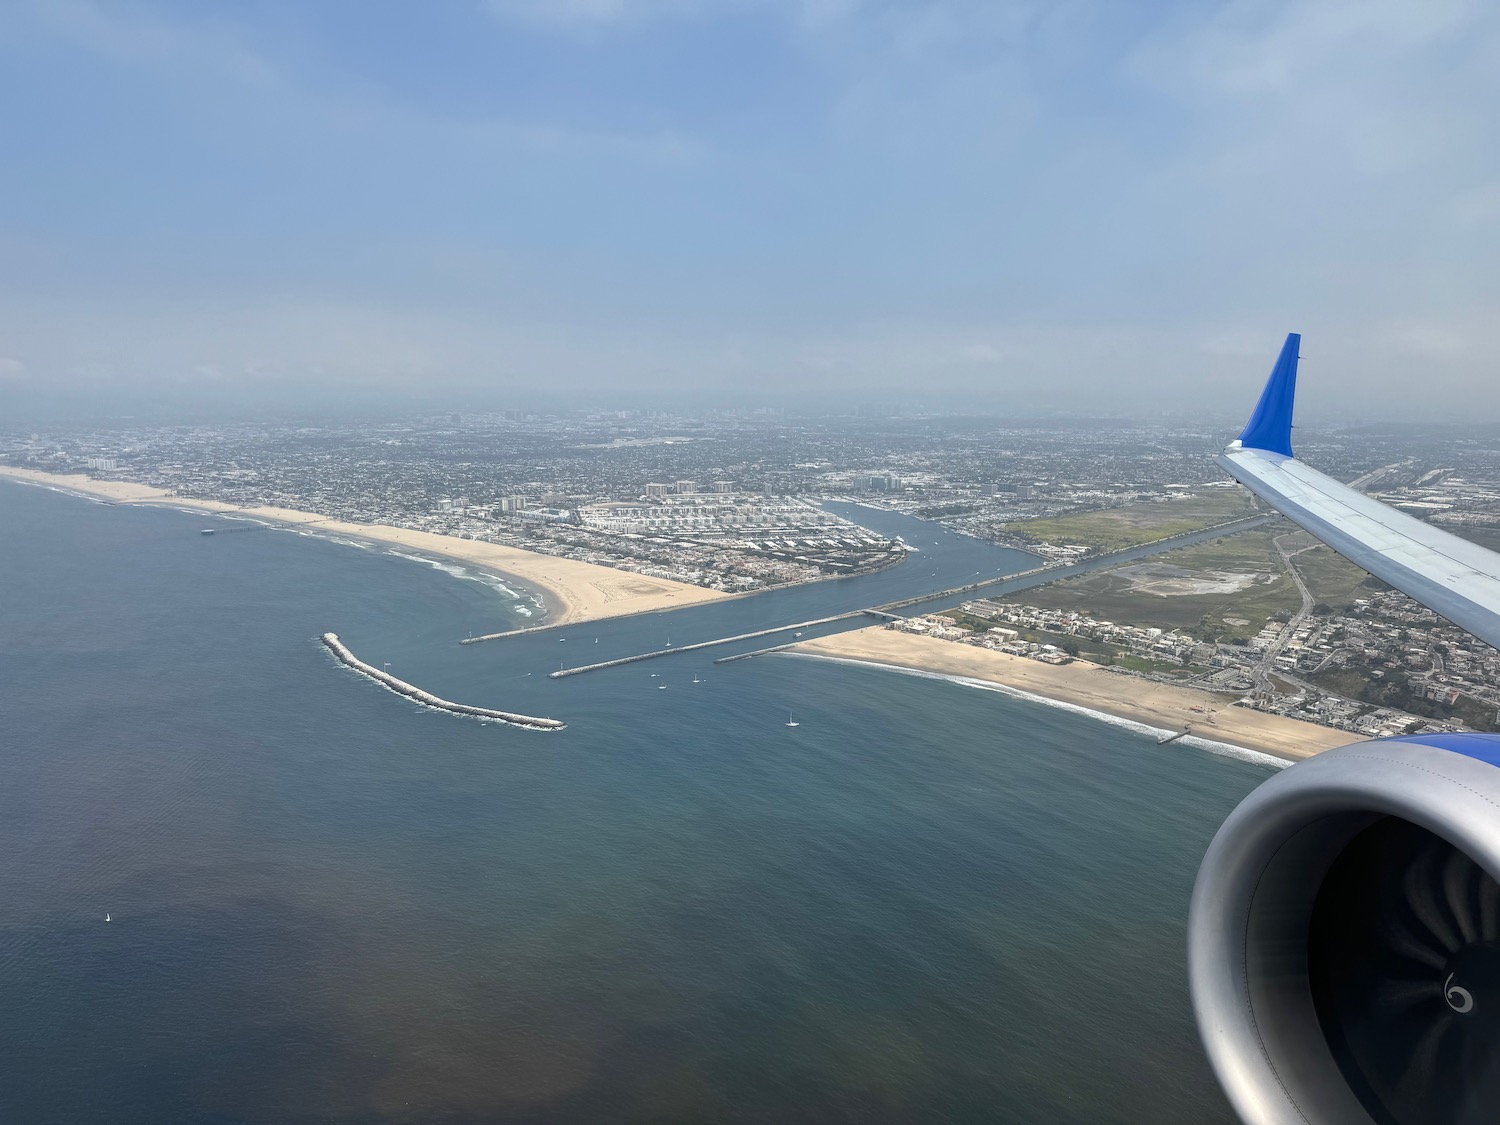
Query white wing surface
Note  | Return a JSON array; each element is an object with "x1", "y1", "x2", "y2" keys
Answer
[{"x1": 1220, "y1": 334, "x2": 1500, "y2": 651}]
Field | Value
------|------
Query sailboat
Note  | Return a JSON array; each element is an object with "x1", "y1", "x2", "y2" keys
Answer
[
  {"x1": 105, "y1": 913, "x2": 111, "y2": 922},
  {"x1": 692, "y1": 674, "x2": 701, "y2": 684},
  {"x1": 665, "y1": 635, "x2": 673, "y2": 647},
  {"x1": 785, "y1": 712, "x2": 800, "y2": 728}
]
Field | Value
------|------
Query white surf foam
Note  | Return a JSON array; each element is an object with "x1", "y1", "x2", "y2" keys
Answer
[
  {"x1": 383, "y1": 549, "x2": 542, "y2": 617},
  {"x1": 5, "y1": 479, "x2": 112, "y2": 505},
  {"x1": 785, "y1": 652, "x2": 1290, "y2": 771}
]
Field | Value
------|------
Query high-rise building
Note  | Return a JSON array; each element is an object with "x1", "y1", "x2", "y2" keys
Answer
[
  {"x1": 714, "y1": 481, "x2": 734, "y2": 493},
  {"x1": 644, "y1": 483, "x2": 669, "y2": 499},
  {"x1": 674, "y1": 480, "x2": 697, "y2": 494}
]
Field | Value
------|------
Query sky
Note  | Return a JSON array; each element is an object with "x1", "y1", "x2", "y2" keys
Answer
[{"x1": 1, "y1": 0, "x2": 1497, "y2": 419}]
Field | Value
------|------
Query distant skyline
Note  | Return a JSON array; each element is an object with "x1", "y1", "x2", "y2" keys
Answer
[{"x1": 2, "y1": 0, "x2": 1498, "y2": 420}]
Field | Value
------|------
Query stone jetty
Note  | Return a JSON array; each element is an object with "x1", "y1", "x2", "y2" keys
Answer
[{"x1": 322, "y1": 633, "x2": 565, "y2": 731}]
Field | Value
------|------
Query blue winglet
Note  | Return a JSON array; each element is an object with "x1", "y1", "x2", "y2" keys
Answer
[{"x1": 1237, "y1": 333, "x2": 1300, "y2": 457}]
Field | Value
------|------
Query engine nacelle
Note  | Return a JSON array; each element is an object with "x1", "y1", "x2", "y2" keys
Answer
[{"x1": 1190, "y1": 734, "x2": 1500, "y2": 1125}]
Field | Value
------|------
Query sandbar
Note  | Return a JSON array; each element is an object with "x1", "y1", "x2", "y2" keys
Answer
[
  {"x1": 792, "y1": 626, "x2": 1363, "y2": 762},
  {"x1": 0, "y1": 466, "x2": 728, "y2": 627}
]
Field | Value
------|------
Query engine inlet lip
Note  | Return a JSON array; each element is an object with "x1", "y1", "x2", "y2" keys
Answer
[{"x1": 1188, "y1": 738, "x2": 1500, "y2": 1125}]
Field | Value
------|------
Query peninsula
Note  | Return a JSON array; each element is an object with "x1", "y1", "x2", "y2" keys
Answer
[{"x1": 0, "y1": 467, "x2": 727, "y2": 627}]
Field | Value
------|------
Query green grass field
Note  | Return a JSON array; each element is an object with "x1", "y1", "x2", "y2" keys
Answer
[
  {"x1": 1286, "y1": 544, "x2": 1370, "y2": 609},
  {"x1": 1005, "y1": 490, "x2": 1258, "y2": 552},
  {"x1": 1005, "y1": 528, "x2": 1301, "y2": 640}
]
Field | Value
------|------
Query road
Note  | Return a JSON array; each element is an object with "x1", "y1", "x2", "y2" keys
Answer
[{"x1": 1252, "y1": 532, "x2": 1318, "y2": 698}]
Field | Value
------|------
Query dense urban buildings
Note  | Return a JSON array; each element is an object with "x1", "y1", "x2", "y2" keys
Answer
[{"x1": 6, "y1": 408, "x2": 1499, "y2": 732}]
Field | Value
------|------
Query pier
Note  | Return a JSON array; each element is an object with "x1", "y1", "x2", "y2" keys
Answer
[
  {"x1": 461, "y1": 619, "x2": 573, "y2": 644},
  {"x1": 548, "y1": 611, "x2": 865, "y2": 678},
  {"x1": 200, "y1": 524, "x2": 269, "y2": 536},
  {"x1": 714, "y1": 641, "x2": 799, "y2": 664},
  {"x1": 322, "y1": 633, "x2": 565, "y2": 731}
]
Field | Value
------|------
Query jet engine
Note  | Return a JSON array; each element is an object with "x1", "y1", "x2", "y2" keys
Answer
[{"x1": 1190, "y1": 734, "x2": 1500, "y2": 1125}]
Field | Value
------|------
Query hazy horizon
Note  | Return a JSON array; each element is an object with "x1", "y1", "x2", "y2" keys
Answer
[{"x1": 2, "y1": 0, "x2": 1497, "y2": 421}]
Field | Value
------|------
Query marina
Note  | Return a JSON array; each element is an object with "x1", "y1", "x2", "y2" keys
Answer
[{"x1": 546, "y1": 517, "x2": 1271, "y2": 681}]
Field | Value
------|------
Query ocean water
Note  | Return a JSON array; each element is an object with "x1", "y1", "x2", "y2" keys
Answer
[{"x1": 0, "y1": 481, "x2": 1270, "y2": 1124}]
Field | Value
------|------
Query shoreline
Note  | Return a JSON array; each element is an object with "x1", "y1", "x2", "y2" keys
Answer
[
  {"x1": 789, "y1": 627, "x2": 1363, "y2": 763},
  {"x1": 0, "y1": 466, "x2": 729, "y2": 628}
]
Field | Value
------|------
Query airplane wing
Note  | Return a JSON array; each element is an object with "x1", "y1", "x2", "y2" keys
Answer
[{"x1": 1218, "y1": 332, "x2": 1500, "y2": 651}]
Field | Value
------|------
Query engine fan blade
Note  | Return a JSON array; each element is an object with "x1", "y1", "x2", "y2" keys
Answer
[{"x1": 1308, "y1": 817, "x2": 1500, "y2": 1125}]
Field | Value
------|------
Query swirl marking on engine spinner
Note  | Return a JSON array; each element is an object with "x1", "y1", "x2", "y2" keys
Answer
[{"x1": 1443, "y1": 972, "x2": 1474, "y2": 1014}]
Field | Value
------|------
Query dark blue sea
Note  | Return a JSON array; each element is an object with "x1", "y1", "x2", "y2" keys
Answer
[{"x1": 0, "y1": 480, "x2": 1267, "y2": 1123}]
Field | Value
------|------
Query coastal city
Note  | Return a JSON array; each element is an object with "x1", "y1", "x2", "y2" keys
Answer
[
  {"x1": 9, "y1": 4, "x2": 1499, "y2": 1121},
  {"x1": 4, "y1": 409, "x2": 1499, "y2": 737}
]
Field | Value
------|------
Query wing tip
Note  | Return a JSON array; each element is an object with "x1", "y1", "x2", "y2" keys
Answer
[{"x1": 1235, "y1": 332, "x2": 1300, "y2": 458}]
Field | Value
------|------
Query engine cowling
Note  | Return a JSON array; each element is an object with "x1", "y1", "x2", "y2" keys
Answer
[{"x1": 1190, "y1": 734, "x2": 1500, "y2": 1125}]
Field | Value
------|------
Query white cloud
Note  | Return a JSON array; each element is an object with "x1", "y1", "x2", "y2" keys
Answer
[
  {"x1": 478, "y1": 0, "x2": 732, "y2": 29},
  {"x1": 479, "y1": 0, "x2": 865, "y2": 31},
  {"x1": 21, "y1": 0, "x2": 277, "y2": 83},
  {"x1": 1131, "y1": 0, "x2": 1483, "y2": 99}
]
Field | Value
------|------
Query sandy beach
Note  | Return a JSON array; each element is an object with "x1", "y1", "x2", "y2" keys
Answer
[
  {"x1": 0, "y1": 467, "x2": 729, "y2": 627},
  {"x1": 792, "y1": 626, "x2": 1363, "y2": 762}
]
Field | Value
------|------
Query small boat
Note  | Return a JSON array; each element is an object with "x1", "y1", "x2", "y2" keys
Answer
[
  {"x1": 658, "y1": 684, "x2": 667, "y2": 690},
  {"x1": 650, "y1": 673, "x2": 658, "y2": 678},
  {"x1": 794, "y1": 631, "x2": 803, "y2": 638},
  {"x1": 785, "y1": 712, "x2": 799, "y2": 728}
]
